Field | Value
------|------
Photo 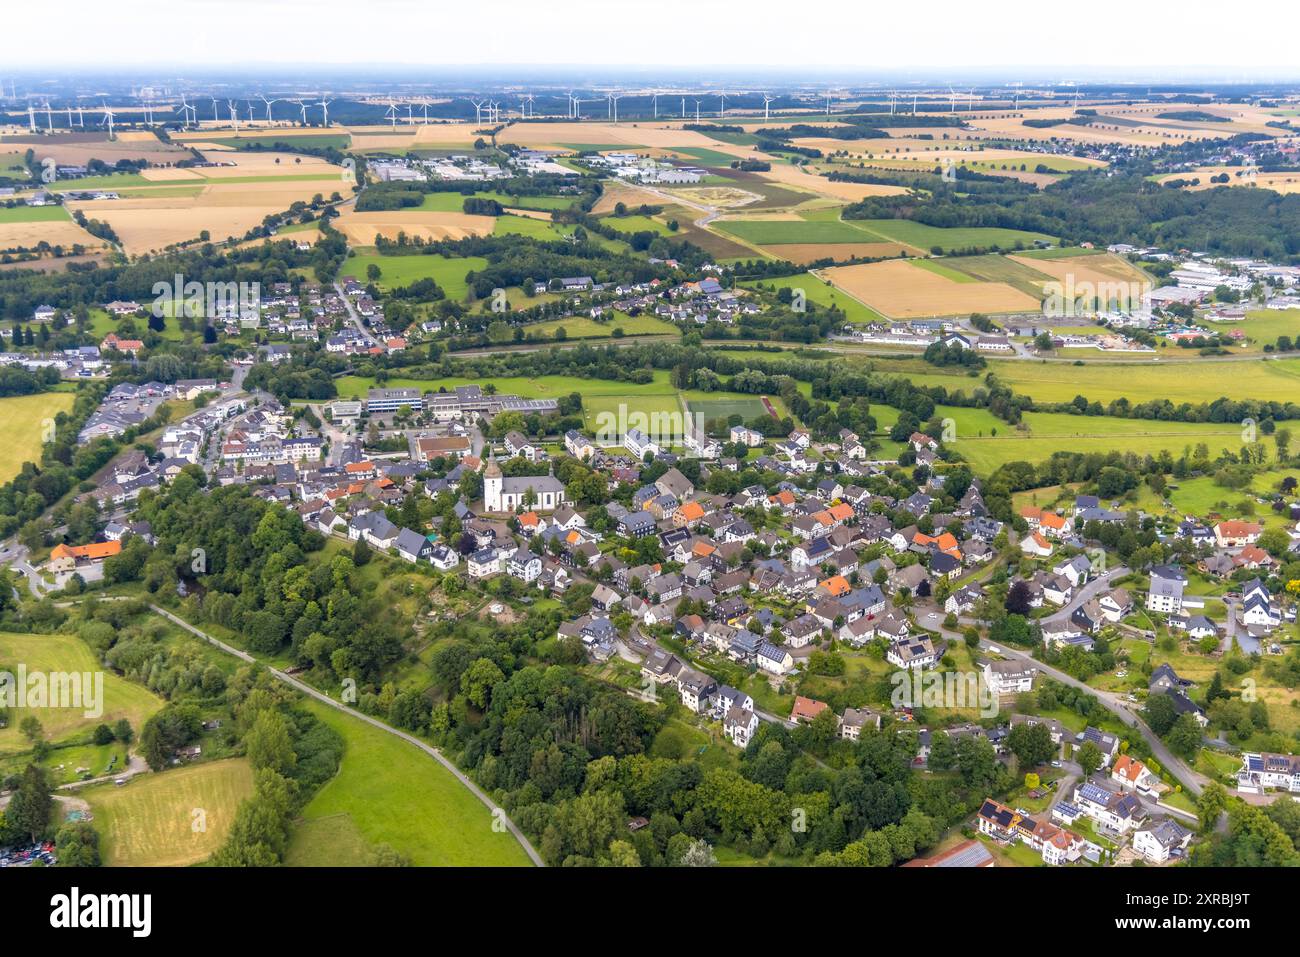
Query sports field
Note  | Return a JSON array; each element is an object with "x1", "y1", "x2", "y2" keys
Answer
[
  {"x1": 0, "y1": 630, "x2": 162, "y2": 751},
  {"x1": 687, "y1": 397, "x2": 771, "y2": 433},
  {"x1": 285, "y1": 701, "x2": 532, "y2": 867},
  {"x1": 84, "y1": 758, "x2": 255, "y2": 866},
  {"x1": 0, "y1": 391, "x2": 76, "y2": 483}
]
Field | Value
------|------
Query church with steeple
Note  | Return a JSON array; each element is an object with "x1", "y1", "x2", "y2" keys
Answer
[{"x1": 483, "y1": 454, "x2": 567, "y2": 513}]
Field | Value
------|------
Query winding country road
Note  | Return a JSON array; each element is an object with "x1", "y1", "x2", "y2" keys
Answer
[{"x1": 147, "y1": 604, "x2": 545, "y2": 866}]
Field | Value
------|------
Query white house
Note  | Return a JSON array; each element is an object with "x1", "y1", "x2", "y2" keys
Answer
[
  {"x1": 624, "y1": 428, "x2": 660, "y2": 460},
  {"x1": 1132, "y1": 819, "x2": 1192, "y2": 864},
  {"x1": 756, "y1": 642, "x2": 793, "y2": 675},
  {"x1": 724, "y1": 707, "x2": 759, "y2": 748},
  {"x1": 982, "y1": 659, "x2": 1037, "y2": 696}
]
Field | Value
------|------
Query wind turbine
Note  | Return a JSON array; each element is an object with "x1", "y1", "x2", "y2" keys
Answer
[
  {"x1": 421, "y1": 102, "x2": 429, "y2": 124},
  {"x1": 469, "y1": 98, "x2": 484, "y2": 125},
  {"x1": 607, "y1": 92, "x2": 622, "y2": 123},
  {"x1": 319, "y1": 97, "x2": 333, "y2": 127},
  {"x1": 259, "y1": 95, "x2": 280, "y2": 123},
  {"x1": 762, "y1": 93, "x2": 774, "y2": 122},
  {"x1": 295, "y1": 98, "x2": 309, "y2": 125},
  {"x1": 43, "y1": 101, "x2": 53, "y2": 130},
  {"x1": 681, "y1": 97, "x2": 686, "y2": 119},
  {"x1": 912, "y1": 92, "x2": 919, "y2": 114},
  {"x1": 26, "y1": 103, "x2": 35, "y2": 133},
  {"x1": 717, "y1": 91, "x2": 727, "y2": 117},
  {"x1": 406, "y1": 102, "x2": 414, "y2": 125},
  {"x1": 966, "y1": 88, "x2": 976, "y2": 111},
  {"x1": 948, "y1": 86, "x2": 958, "y2": 113},
  {"x1": 1010, "y1": 81, "x2": 1023, "y2": 111},
  {"x1": 246, "y1": 100, "x2": 255, "y2": 123},
  {"x1": 651, "y1": 91, "x2": 660, "y2": 120},
  {"x1": 228, "y1": 99, "x2": 240, "y2": 133},
  {"x1": 825, "y1": 93, "x2": 832, "y2": 115},
  {"x1": 693, "y1": 99, "x2": 701, "y2": 123},
  {"x1": 211, "y1": 96, "x2": 220, "y2": 122},
  {"x1": 66, "y1": 105, "x2": 74, "y2": 127},
  {"x1": 888, "y1": 90, "x2": 898, "y2": 116},
  {"x1": 78, "y1": 100, "x2": 87, "y2": 126},
  {"x1": 101, "y1": 104, "x2": 115, "y2": 139},
  {"x1": 385, "y1": 98, "x2": 398, "y2": 130}
]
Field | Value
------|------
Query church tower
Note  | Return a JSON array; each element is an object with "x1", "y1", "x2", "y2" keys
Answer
[{"x1": 483, "y1": 454, "x2": 503, "y2": 513}]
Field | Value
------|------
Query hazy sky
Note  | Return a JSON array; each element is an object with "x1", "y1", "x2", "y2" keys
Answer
[{"x1": 13, "y1": 0, "x2": 1300, "y2": 77}]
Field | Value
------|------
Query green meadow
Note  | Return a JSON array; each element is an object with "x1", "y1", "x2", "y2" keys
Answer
[
  {"x1": 345, "y1": 251, "x2": 488, "y2": 300},
  {"x1": 285, "y1": 701, "x2": 532, "y2": 867},
  {"x1": 741, "y1": 271, "x2": 887, "y2": 324},
  {"x1": 0, "y1": 204, "x2": 71, "y2": 224}
]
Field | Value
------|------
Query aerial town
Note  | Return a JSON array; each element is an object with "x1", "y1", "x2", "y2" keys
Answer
[{"x1": 0, "y1": 10, "x2": 1297, "y2": 930}]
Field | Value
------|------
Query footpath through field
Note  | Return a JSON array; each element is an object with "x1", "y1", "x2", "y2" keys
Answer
[{"x1": 146, "y1": 603, "x2": 545, "y2": 866}]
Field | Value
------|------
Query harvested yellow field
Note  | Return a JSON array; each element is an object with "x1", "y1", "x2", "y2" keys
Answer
[
  {"x1": 498, "y1": 122, "x2": 724, "y2": 150},
  {"x1": 0, "y1": 219, "x2": 107, "y2": 253},
  {"x1": 591, "y1": 181, "x2": 668, "y2": 214},
  {"x1": 766, "y1": 242, "x2": 912, "y2": 265},
  {"x1": 876, "y1": 126, "x2": 986, "y2": 141},
  {"x1": 503, "y1": 207, "x2": 553, "y2": 220},
  {"x1": 1156, "y1": 166, "x2": 1300, "y2": 195},
  {"x1": 805, "y1": 142, "x2": 1107, "y2": 171},
  {"x1": 333, "y1": 209, "x2": 496, "y2": 245},
  {"x1": 755, "y1": 162, "x2": 909, "y2": 201},
  {"x1": 66, "y1": 203, "x2": 267, "y2": 252},
  {"x1": 966, "y1": 105, "x2": 1289, "y2": 148},
  {"x1": 59, "y1": 150, "x2": 352, "y2": 254},
  {"x1": 139, "y1": 167, "x2": 205, "y2": 181},
  {"x1": 1007, "y1": 253, "x2": 1150, "y2": 293},
  {"x1": 0, "y1": 132, "x2": 188, "y2": 165},
  {"x1": 823, "y1": 258, "x2": 1041, "y2": 318}
]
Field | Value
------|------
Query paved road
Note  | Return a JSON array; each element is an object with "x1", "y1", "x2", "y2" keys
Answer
[
  {"x1": 58, "y1": 753, "x2": 148, "y2": 792},
  {"x1": 967, "y1": 632, "x2": 1210, "y2": 798},
  {"x1": 334, "y1": 281, "x2": 378, "y2": 346},
  {"x1": 1040, "y1": 565, "x2": 1130, "y2": 629},
  {"x1": 148, "y1": 604, "x2": 544, "y2": 866}
]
